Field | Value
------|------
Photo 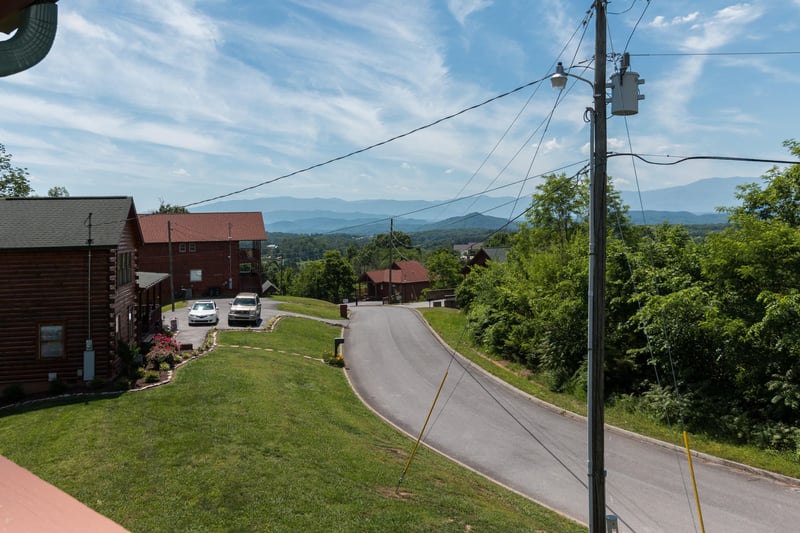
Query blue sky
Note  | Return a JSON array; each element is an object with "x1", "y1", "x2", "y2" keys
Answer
[{"x1": 1, "y1": 1, "x2": 799, "y2": 214}]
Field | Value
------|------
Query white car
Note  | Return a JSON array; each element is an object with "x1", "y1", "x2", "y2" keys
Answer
[{"x1": 188, "y1": 300, "x2": 219, "y2": 326}]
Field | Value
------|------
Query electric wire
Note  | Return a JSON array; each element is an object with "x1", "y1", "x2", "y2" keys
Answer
[
  {"x1": 442, "y1": 6, "x2": 593, "y2": 222},
  {"x1": 501, "y1": 6, "x2": 594, "y2": 219},
  {"x1": 631, "y1": 51, "x2": 800, "y2": 57},
  {"x1": 608, "y1": 0, "x2": 639, "y2": 15},
  {"x1": 613, "y1": 116, "x2": 699, "y2": 530},
  {"x1": 622, "y1": 0, "x2": 651, "y2": 54},
  {"x1": 323, "y1": 160, "x2": 588, "y2": 234},
  {"x1": 180, "y1": 74, "x2": 553, "y2": 210},
  {"x1": 608, "y1": 153, "x2": 800, "y2": 166},
  {"x1": 407, "y1": 310, "x2": 590, "y2": 491},
  {"x1": 397, "y1": 163, "x2": 598, "y2": 492}
]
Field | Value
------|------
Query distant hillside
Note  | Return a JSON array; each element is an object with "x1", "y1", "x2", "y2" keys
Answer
[
  {"x1": 618, "y1": 177, "x2": 752, "y2": 214},
  {"x1": 193, "y1": 177, "x2": 754, "y2": 234},
  {"x1": 627, "y1": 211, "x2": 729, "y2": 225},
  {"x1": 266, "y1": 212, "x2": 509, "y2": 235}
]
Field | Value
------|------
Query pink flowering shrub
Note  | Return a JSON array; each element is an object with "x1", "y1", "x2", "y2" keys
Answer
[{"x1": 146, "y1": 333, "x2": 180, "y2": 369}]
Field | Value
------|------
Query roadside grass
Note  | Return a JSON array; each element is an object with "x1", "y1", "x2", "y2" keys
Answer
[
  {"x1": 223, "y1": 316, "x2": 341, "y2": 357},
  {"x1": 272, "y1": 295, "x2": 344, "y2": 320},
  {"x1": 418, "y1": 307, "x2": 800, "y2": 479},
  {"x1": 161, "y1": 300, "x2": 187, "y2": 312},
  {"x1": 0, "y1": 319, "x2": 584, "y2": 532}
]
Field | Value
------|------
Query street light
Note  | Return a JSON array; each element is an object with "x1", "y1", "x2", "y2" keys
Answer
[
  {"x1": 550, "y1": 43, "x2": 643, "y2": 532},
  {"x1": 551, "y1": 55, "x2": 608, "y2": 531}
]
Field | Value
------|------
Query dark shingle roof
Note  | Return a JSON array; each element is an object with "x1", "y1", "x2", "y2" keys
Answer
[{"x1": 0, "y1": 196, "x2": 138, "y2": 249}]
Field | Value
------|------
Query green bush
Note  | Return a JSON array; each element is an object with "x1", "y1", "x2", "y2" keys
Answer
[
  {"x1": 48, "y1": 379, "x2": 68, "y2": 395},
  {"x1": 2, "y1": 384, "x2": 25, "y2": 404},
  {"x1": 117, "y1": 340, "x2": 142, "y2": 378},
  {"x1": 323, "y1": 351, "x2": 345, "y2": 367},
  {"x1": 144, "y1": 371, "x2": 161, "y2": 383}
]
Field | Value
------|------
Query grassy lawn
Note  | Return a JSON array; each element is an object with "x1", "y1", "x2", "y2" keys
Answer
[
  {"x1": 271, "y1": 295, "x2": 345, "y2": 320},
  {"x1": 418, "y1": 307, "x2": 800, "y2": 479},
  {"x1": 0, "y1": 317, "x2": 583, "y2": 532},
  {"x1": 161, "y1": 300, "x2": 188, "y2": 312}
]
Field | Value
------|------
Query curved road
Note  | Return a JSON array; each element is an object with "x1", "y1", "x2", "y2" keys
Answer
[{"x1": 344, "y1": 303, "x2": 800, "y2": 532}]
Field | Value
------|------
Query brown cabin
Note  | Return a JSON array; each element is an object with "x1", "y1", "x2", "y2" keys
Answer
[
  {"x1": 0, "y1": 196, "x2": 143, "y2": 394},
  {"x1": 137, "y1": 212, "x2": 267, "y2": 299},
  {"x1": 359, "y1": 260, "x2": 430, "y2": 303}
]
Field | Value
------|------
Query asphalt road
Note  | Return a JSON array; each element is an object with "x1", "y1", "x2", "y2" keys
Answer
[{"x1": 344, "y1": 303, "x2": 800, "y2": 532}]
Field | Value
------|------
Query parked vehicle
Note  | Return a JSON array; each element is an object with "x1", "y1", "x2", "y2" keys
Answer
[
  {"x1": 228, "y1": 293, "x2": 261, "y2": 326},
  {"x1": 188, "y1": 300, "x2": 219, "y2": 326}
]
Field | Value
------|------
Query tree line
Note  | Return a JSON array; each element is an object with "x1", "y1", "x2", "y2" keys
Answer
[{"x1": 456, "y1": 140, "x2": 800, "y2": 456}]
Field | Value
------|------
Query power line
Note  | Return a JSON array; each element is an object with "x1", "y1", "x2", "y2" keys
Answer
[
  {"x1": 630, "y1": 51, "x2": 800, "y2": 57},
  {"x1": 622, "y1": 0, "x2": 652, "y2": 53},
  {"x1": 324, "y1": 160, "x2": 588, "y2": 234},
  {"x1": 607, "y1": 152, "x2": 800, "y2": 166},
  {"x1": 181, "y1": 75, "x2": 552, "y2": 210}
]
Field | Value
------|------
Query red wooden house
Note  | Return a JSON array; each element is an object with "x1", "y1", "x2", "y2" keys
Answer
[
  {"x1": 0, "y1": 197, "x2": 144, "y2": 394},
  {"x1": 137, "y1": 212, "x2": 267, "y2": 299},
  {"x1": 359, "y1": 260, "x2": 430, "y2": 303}
]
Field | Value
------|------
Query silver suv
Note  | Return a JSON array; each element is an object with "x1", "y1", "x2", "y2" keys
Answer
[{"x1": 228, "y1": 293, "x2": 261, "y2": 326}]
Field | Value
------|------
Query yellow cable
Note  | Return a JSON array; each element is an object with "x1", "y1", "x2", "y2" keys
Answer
[
  {"x1": 397, "y1": 369, "x2": 449, "y2": 492},
  {"x1": 683, "y1": 430, "x2": 706, "y2": 533}
]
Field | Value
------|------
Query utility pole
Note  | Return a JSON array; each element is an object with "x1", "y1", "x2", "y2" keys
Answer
[
  {"x1": 168, "y1": 220, "x2": 175, "y2": 312},
  {"x1": 388, "y1": 218, "x2": 393, "y2": 303},
  {"x1": 83, "y1": 213, "x2": 95, "y2": 382},
  {"x1": 228, "y1": 222, "x2": 233, "y2": 291},
  {"x1": 86, "y1": 213, "x2": 93, "y2": 339},
  {"x1": 550, "y1": 5, "x2": 641, "y2": 529},
  {"x1": 588, "y1": 1, "x2": 608, "y2": 531}
]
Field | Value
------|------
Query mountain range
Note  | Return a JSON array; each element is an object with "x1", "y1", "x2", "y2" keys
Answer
[{"x1": 193, "y1": 177, "x2": 754, "y2": 234}]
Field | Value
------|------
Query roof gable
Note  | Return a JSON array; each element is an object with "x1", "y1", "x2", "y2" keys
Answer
[
  {"x1": 138, "y1": 212, "x2": 267, "y2": 243},
  {"x1": 362, "y1": 260, "x2": 429, "y2": 284},
  {"x1": 0, "y1": 196, "x2": 139, "y2": 249}
]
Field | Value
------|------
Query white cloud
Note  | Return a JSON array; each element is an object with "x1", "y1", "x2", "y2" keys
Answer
[
  {"x1": 682, "y1": 4, "x2": 763, "y2": 52},
  {"x1": 1, "y1": 1, "x2": 795, "y2": 208},
  {"x1": 649, "y1": 12, "x2": 699, "y2": 28},
  {"x1": 447, "y1": 0, "x2": 493, "y2": 25}
]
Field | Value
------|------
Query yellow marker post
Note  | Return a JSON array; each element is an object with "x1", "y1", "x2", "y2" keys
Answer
[
  {"x1": 683, "y1": 430, "x2": 706, "y2": 533},
  {"x1": 397, "y1": 369, "x2": 448, "y2": 492}
]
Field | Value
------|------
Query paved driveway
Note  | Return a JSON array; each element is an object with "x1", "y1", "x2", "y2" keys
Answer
[{"x1": 161, "y1": 297, "x2": 279, "y2": 349}]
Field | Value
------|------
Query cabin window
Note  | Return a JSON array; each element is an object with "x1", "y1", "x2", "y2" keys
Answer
[
  {"x1": 117, "y1": 251, "x2": 132, "y2": 286},
  {"x1": 178, "y1": 243, "x2": 186, "y2": 253},
  {"x1": 39, "y1": 324, "x2": 65, "y2": 358},
  {"x1": 188, "y1": 242, "x2": 196, "y2": 252}
]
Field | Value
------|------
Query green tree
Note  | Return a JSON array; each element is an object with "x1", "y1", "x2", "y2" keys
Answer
[
  {"x1": 289, "y1": 251, "x2": 354, "y2": 303},
  {"x1": 352, "y1": 231, "x2": 419, "y2": 273},
  {"x1": 154, "y1": 199, "x2": 189, "y2": 214},
  {"x1": 47, "y1": 186, "x2": 69, "y2": 197},
  {"x1": 320, "y1": 250, "x2": 355, "y2": 303},
  {"x1": 725, "y1": 139, "x2": 800, "y2": 226},
  {"x1": 290, "y1": 260, "x2": 325, "y2": 300},
  {"x1": 425, "y1": 248, "x2": 463, "y2": 290},
  {"x1": 0, "y1": 143, "x2": 33, "y2": 197},
  {"x1": 526, "y1": 173, "x2": 588, "y2": 251}
]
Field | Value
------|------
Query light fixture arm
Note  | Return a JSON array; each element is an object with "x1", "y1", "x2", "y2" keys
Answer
[{"x1": 550, "y1": 61, "x2": 594, "y2": 92}]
